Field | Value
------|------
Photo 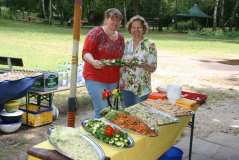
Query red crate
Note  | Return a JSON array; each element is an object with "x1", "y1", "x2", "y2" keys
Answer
[{"x1": 181, "y1": 91, "x2": 207, "y2": 105}]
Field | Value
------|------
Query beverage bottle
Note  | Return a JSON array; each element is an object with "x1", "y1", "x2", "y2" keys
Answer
[{"x1": 66, "y1": 63, "x2": 71, "y2": 87}]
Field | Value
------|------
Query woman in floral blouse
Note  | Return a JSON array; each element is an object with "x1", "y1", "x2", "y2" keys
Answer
[
  {"x1": 82, "y1": 8, "x2": 124, "y2": 118},
  {"x1": 119, "y1": 15, "x2": 157, "y2": 108}
]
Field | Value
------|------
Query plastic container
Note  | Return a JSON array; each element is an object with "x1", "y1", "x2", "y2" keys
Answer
[
  {"x1": 4, "y1": 100, "x2": 20, "y2": 113},
  {"x1": 0, "y1": 110, "x2": 23, "y2": 123},
  {"x1": 0, "y1": 119, "x2": 22, "y2": 133},
  {"x1": 159, "y1": 147, "x2": 183, "y2": 160},
  {"x1": 167, "y1": 85, "x2": 182, "y2": 104}
]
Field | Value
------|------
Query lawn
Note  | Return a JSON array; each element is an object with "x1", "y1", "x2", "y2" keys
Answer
[{"x1": 0, "y1": 19, "x2": 238, "y2": 71}]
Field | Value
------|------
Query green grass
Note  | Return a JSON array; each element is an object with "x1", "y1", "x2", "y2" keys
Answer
[{"x1": 0, "y1": 19, "x2": 238, "y2": 71}]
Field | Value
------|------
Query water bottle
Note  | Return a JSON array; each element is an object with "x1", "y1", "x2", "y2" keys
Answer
[
  {"x1": 66, "y1": 63, "x2": 71, "y2": 87},
  {"x1": 56, "y1": 64, "x2": 63, "y2": 87},
  {"x1": 62, "y1": 62, "x2": 68, "y2": 87},
  {"x1": 77, "y1": 64, "x2": 82, "y2": 85}
]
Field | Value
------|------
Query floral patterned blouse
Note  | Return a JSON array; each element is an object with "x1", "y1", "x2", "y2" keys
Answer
[{"x1": 119, "y1": 38, "x2": 157, "y2": 97}]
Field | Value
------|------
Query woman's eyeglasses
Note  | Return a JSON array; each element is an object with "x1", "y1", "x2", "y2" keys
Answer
[{"x1": 110, "y1": 17, "x2": 122, "y2": 22}]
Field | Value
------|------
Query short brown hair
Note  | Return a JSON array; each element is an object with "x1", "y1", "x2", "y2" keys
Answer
[
  {"x1": 104, "y1": 8, "x2": 123, "y2": 20},
  {"x1": 127, "y1": 15, "x2": 148, "y2": 34}
]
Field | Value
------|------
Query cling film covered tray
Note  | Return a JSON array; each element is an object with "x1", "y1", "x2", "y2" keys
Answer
[
  {"x1": 141, "y1": 99, "x2": 194, "y2": 117},
  {"x1": 125, "y1": 103, "x2": 179, "y2": 126},
  {"x1": 82, "y1": 118, "x2": 134, "y2": 148},
  {"x1": 104, "y1": 110, "x2": 159, "y2": 137},
  {"x1": 47, "y1": 126, "x2": 105, "y2": 160}
]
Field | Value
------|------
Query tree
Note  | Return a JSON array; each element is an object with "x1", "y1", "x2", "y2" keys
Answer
[
  {"x1": 219, "y1": 0, "x2": 225, "y2": 31},
  {"x1": 213, "y1": 0, "x2": 219, "y2": 31},
  {"x1": 158, "y1": 0, "x2": 163, "y2": 31},
  {"x1": 133, "y1": 0, "x2": 140, "y2": 15},
  {"x1": 42, "y1": 0, "x2": 47, "y2": 19},
  {"x1": 229, "y1": 0, "x2": 239, "y2": 31}
]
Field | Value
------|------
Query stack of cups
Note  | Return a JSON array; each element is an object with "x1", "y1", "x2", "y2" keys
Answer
[{"x1": 167, "y1": 85, "x2": 182, "y2": 104}]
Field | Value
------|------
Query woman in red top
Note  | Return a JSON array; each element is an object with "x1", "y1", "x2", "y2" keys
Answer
[{"x1": 82, "y1": 8, "x2": 124, "y2": 118}]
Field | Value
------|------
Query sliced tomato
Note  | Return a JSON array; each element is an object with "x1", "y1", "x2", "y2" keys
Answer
[{"x1": 105, "y1": 125, "x2": 114, "y2": 136}]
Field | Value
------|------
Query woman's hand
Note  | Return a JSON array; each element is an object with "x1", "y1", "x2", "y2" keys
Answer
[
  {"x1": 83, "y1": 53, "x2": 105, "y2": 69},
  {"x1": 138, "y1": 64, "x2": 156, "y2": 72},
  {"x1": 91, "y1": 60, "x2": 104, "y2": 69}
]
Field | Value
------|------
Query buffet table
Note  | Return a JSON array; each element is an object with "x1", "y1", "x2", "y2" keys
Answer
[
  {"x1": 0, "y1": 77, "x2": 37, "y2": 111},
  {"x1": 28, "y1": 116, "x2": 192, "y2": 160}
]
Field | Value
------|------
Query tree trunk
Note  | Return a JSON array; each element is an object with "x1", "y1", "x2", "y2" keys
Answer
[
  {"x1": 60, "y1": 0, "x2": 64, "y2": 25},
  {"x1": 106, "y1": 0, "x2": 109, "y2": 8},
  {"x1": 213, "y1": 0, "x2": 219, "y2": 31},
  {"x1": 219, "y1": 0, "x2": 224, "y2": 31},
  {"x1": 235, "y1": 16, "x2": 239, "y2": 31},
  {"x1": 134, "y1": 0, "x2": 139, "y2": 15},
  {"x1": 174, "y1": 0, "x2": 178, "y2": 29},
  {"x1": 42, "y1": 0, "x2": 47, "y2": 19},
  {"x1": 123, "y1": 3, "x2": 127, "y2": 28},
  {"x1": 229, "y1": 0, "x2": 239, "y2": 32},
  {"x1": 49, "y1": 0, "x2": 52, "y2": 24},
  {"x1": 158, "y1": 0, "x2": 163, "y2": 31}
]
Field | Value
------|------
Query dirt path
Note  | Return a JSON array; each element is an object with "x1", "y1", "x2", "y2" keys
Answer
[
  {"x1": 0, "y1": 53, "x2": 239, "y2": 159},
  {"x1": 151, "y1": 52, "x2": 239, "y2": 138}
]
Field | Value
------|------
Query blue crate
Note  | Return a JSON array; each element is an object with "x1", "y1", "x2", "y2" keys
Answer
[{"x1": 159, "y1": 147, "x2": 183, "y2": 160}]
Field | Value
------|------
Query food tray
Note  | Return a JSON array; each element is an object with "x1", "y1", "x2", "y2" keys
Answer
[
  {"x1": 124, "y1": 121, "x2": 159, "y2": 137},
  {"x1": 125, "y1": 103, "x2": 179, "y2": 126},
  {"x1": 82, "y1": 119, "x2": 134, "y2": 148},
  {"x1": 47, "y1": 126, "x2": 105, "y2": 160},
  {"x1": 141, "y1": 99, "x2": 194, "y2": 117},
  {"x1": 100, "y1": 59, "x2": 144, "y2": 66},
  {"x1": 105, "y1": 110, "x2": 159, "y2": 137}
]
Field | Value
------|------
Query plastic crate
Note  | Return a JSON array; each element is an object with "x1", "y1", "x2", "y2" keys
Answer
[
  {"x1": 31, "y1": 71, "x2": 58, "y2": 92},
  {"x1": 159, "y1": 147, "x2": 183, "y2": 160},
  {"x1": 20, "y1": 104, "x2": 52, "y2": 127},
  {"x1": 182, "y1": 91, "x2": 207, "y2": 105}
]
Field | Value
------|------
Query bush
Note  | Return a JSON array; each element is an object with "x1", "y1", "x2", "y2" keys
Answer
[
  {"x1": 176, "y1": 20, "x2": 202, "y2": 32},
  {"x1": 188, "y1": 29, "x2": 239, "y2": 40}
]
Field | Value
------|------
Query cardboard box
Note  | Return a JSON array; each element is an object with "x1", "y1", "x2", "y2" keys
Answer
[
  {"x1": 31, "y1": 71, "x2": 58, "y2": 92},
  {"x1": 20, "y1": 104, "x2": 52, "y2": 127},
  {"x1": 176, "y1": 98, "x2": 198, "y2": 111}
]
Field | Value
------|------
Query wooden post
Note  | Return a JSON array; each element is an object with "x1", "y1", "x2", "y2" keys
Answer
[{"x1": 67, "y1": 0, "x2": 82, "y2": 128}]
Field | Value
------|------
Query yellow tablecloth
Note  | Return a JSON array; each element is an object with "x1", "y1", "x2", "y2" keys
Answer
[{"x1": 28, "y1": 116, "x2": 191, "y2": 160}]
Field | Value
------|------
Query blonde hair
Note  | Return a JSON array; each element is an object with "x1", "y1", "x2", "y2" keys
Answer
[{"x1": 127, "y1": 15, "x2": 148, "y2": 34}]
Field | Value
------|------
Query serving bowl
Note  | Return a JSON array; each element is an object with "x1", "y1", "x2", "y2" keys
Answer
[
  {"x1": 0, "y1": 110, "x2": 23, "y2": 123},
  {"x1": 4, "y1": 100, "x2": 20, "y2": 113},
  {"x1": 0, "y1": 119, "x2": 22, "y2": 133}
]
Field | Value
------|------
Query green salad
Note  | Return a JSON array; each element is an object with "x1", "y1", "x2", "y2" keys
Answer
[{"x1": 85, "y1": 119, "x2": 130, "y2": 147}]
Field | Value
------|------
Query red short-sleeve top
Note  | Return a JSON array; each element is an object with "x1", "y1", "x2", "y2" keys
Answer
[{"x1": 82, "y1": 27, "x2": 125, "y2": 83}]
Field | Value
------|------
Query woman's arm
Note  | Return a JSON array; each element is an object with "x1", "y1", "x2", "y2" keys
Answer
[{"x1": 83, "y1": 53, "x2": 104, "y2": 69}]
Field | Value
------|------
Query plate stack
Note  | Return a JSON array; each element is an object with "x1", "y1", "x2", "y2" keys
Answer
[{"x1": 0, "y1": 100, "x2": 23, "y2": 133}]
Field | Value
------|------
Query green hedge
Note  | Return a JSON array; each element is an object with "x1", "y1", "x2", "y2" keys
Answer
[{"x1": 176, "y1": 20, "x2": 202, "y2": 32}]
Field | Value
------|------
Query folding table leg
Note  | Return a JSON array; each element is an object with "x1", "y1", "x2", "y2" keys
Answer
[
  {"x1": 25, "y1": 93, "x2": 29, "y2": 126},
  {"x1": 189, "y1": 114, "x2": 195, "y2": 160},
  {"x1": 49, "y1": 93, "x2": 53, "y2": 108}
]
